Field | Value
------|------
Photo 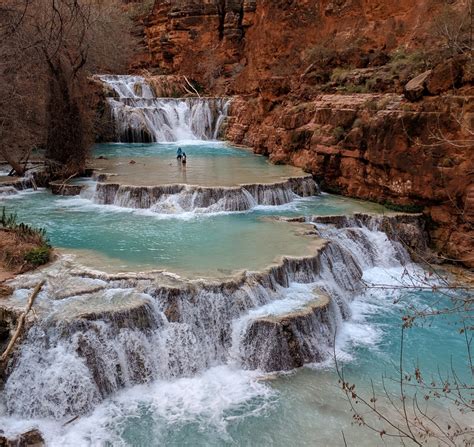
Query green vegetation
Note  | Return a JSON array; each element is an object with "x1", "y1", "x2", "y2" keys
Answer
[
  {"x1": 332, "y1": 126, "x2": 346, "y2": 142},
  {"x1": 0, "y1": 207, "x2": 51, "y2": 269},
  {"x1": 24, "y1": 247, "x2": 51, "y2": 266},
  {"x1": 0, "y1": 208, "x2": 48, "y2": 242},
  {"x1": 386, "y1": 49, "x2": 430, "y2": 79}
]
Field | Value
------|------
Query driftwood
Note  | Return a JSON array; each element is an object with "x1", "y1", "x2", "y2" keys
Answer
[
  {"x1": 0, "y1": 279, "x2": 45, "y2": 363},
  {"x1": 183, "y1": 76, "x2": 201, "y2": 98},
  {"x1": 57, "y1": 172, "x2": 77, "y2": 194}
]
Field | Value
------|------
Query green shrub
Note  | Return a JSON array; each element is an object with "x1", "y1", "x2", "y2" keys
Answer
[
  {"x1": 331, "y1": 68, "x2": 351, "y2": 84},
  {"x1": 333, "y1": 126, "x2": 346, "y2": 142},
  {"x1": 24, "y1": 246, "x2": 51, "y2": 266},
  {"x1": 0, "y1": 207, "x2": 18, "y2": 228}
]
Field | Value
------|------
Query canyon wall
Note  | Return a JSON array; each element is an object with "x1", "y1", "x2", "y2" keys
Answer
[{"x1": 138, "y1": 0, "x2": 473, "y2": 266}]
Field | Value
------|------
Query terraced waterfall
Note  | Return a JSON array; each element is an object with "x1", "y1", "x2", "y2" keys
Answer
[
  {"x1": 99, "y1": 75, "x2": 230, "y2": 143},
  {"x1": 0, "y1": 77, "x2": 468, "y2": 446}
]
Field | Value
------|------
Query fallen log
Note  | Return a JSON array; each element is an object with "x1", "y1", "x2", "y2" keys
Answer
[{"x1": 0, "y1": 279, "x2": 45, "y2": 363}]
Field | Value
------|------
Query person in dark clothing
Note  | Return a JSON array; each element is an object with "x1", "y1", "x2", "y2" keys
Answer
[
  {"x1": 176, "y1": 147, "x2": 183, "y2": 160},
  {"x1": 182, "y1": 152, "x2": 187, "y2": 164}
]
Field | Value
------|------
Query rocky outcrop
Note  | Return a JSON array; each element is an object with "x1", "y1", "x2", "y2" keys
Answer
[
  {"x1": 49, "y1": 181, "x2": 84, "y2": 196},
  {"x1": 144, "y1": 0, "x2": 256, "y2": 91},
  {"x1": 226, "y1": 93, "x2": 473, "y2": 266},
  {"x1": 404, "y1": 70, "x2": 431, "y2": 102},
  {"x1": 310, "y1": 213, "x2": 430, "y2": 262},
  {"x1": 241, "y1": 291, "x2": 335, "y2": 371},
  {"x1": 0, "y1": 429, "x2": 45, "y2": 447},
  {"x1": 142, "y1": 0, "x2": 470, "y2": 96}
]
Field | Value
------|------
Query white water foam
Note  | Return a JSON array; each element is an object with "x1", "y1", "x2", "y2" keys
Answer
[
  {"x1": 0, "y1": 366, "x2": 275, "y2": 447},
  {"x1": 0, "y1": 215, "x2": 434, "y2": 445},
  {"x1": 98, "y1": 75, "x2": 230, "y2": 143}
]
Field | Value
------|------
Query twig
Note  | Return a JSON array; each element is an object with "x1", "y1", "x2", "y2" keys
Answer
[
  {"x1": 0, "y1": 279, "x2": 45, "y2": 363},
  {"x1": 63, "y1": 415, "x2": 79, "y2": 426}
]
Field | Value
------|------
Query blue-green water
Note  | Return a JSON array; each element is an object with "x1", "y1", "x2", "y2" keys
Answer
[
  {"x1": 1, "y1": 190, "x2": 384, "y2": 276},
  {"x1": 90, "y1": 142, "x2": 305, "y2": 187},
  {"x1": 0, "y1": 143, "x2": 470, "y2": 446},
  {"x1": 93, "y1": 142, "x2": 253, "y2": 159},
  {"x1": 3, "y1": 274, "x2": 467, "y2": 446}
]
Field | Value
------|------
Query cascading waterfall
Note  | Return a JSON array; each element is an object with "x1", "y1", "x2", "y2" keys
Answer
[
  {"x1": 98, "y1": 75, "x2": 230, "y2": 143},
  {"x1": 84, "y1": 176, "x2": 319, "y2": 214},
  {"x1": 3, "y1": 215, "x2": 420, "y2": 419}
]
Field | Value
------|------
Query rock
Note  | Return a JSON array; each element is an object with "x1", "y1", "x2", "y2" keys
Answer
[
  {"x1": 0, "y1": 285, "x2": 13, "y2": 298},
  {"x1": 49, "y1": 181, "x2": 83, "y2": 196},
  {"x1": 426, "y1": 57, "x2": 466, "y2": 95},
  {"x1": 404, "y1": 70, "x2": 431, "y2": 102},
  {"x1": 241, "y1": 291, "x2": 335, "y2": 372},
  {"x1": 0, "y1": 429, "x2": 45, "y2": 447}
]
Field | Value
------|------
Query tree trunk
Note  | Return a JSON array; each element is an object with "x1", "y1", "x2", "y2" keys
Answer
[
  {"x1": 45, "y1": 62, "x2": 87, "y2": 177},
  {"x1": 1, "y1": 148, "x2": 25, "y2": 176}
]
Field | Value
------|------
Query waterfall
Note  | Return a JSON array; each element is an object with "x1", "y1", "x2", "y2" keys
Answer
[
  {"x1": 85, "y1": 176, "x2": 318, "y2": 214},
  {"x1": 97, "y1": 75, "x2": 230, "y2": 143},
  {"x1": 3, "y1": 215, "x2": 422, "y2": 419}
]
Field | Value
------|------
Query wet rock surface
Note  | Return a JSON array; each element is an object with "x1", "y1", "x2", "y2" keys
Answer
[
  {"x1": 241, "y1": 292, "x2": 334, "y2": 371},
  {"x1": 0, "y1": 429, "x2": 45, "y2": 447},
  {"x1": 91, "y1": 176, "x2": 318, "y2": 211}
]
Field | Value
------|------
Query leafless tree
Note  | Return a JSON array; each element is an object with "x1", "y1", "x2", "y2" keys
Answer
[
  {"x1": 336, "y1": 216, "x2": 473, "y2": 446},
  {"x1": 0, "y1": 0, "x2": 136, "y2": 178}
]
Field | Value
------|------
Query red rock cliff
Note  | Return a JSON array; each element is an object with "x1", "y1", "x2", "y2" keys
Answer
[{"x1": 139, "y1": 0, "x2": 473, "y2": 266}]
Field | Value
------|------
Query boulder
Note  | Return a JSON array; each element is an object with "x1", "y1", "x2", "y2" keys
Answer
[
  {"x1": 240, "y1": 291, "x2": 335, "y2": 372},
  {"x1": 0, "y1": 429, "x2": 45, "y2": 447},
  {"x1": 426, "y1": 57, "x2": 466, "y2": 95},
  {"x1": 0, "y1": 285, "x2": 13, "y2": 298},
  {"x1": 49, "y1": 181, "x2": 83, "y2": 196},
  {"x1": 404, "y1": 70, "x2": 431, "y2": 102}
]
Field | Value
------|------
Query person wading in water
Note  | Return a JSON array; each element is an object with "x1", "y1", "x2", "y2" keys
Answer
[
  {"x1": 182, "y1": 152, "x2": 187, "y2": 164},
  {"x1": 176, "y1": 147, "x2": 183, "y2": 161}
]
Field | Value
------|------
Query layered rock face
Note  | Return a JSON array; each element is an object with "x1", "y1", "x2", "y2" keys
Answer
[
  {"x1": 143, "y1": 0, "x2": 469, "y2": 94},
  {"x1": 227, "y1": 94, "x2": 473, "y2": 266},
  {"x1": 144, "y1": 0, "x2": 256, "y2": 90}
]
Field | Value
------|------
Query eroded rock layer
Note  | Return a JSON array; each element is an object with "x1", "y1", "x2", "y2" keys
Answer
[{"x1": 90, "y1": 176, "x2": 318, "y2": 212}]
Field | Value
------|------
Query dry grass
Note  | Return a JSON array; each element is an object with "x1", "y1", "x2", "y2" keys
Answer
[{"x1": 0, "y1": 229, "x2": 44, "y2": 273}]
